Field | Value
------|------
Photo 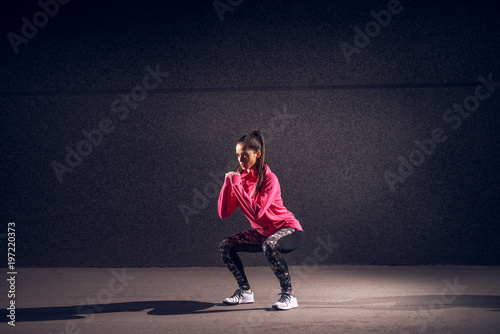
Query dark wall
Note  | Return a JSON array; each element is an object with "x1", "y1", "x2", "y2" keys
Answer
[{"x1": 1, "y1": 0, "x2": 499, "y2": 267}]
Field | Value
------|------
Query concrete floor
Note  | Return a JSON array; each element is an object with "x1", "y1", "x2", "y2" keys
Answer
[{"x1": 1, "y1": 266, "x2": 499, "y2": 333}]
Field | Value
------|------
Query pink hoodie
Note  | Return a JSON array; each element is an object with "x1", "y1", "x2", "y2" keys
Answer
[{"x1": 218, "y1": 165, "x2": 303, "y2": 237}]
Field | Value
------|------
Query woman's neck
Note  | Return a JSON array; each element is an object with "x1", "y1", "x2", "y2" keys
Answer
[{"x1": 244, "y1": 166, "x2": 258, "y2": 174}]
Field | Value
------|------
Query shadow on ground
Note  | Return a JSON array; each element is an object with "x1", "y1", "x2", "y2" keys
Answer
[
  {"x1": 0, "y1": 301, "x2": 217, "y2": 322},
  {"x1": 1, "y1": 295, "x2": 499, "y2": 322}
]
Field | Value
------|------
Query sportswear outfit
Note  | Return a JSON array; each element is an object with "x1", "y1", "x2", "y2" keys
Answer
[{"x1": 218, "y1": 165, "x2": 304, "y2": 309}]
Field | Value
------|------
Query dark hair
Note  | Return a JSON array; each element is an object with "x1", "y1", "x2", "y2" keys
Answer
[{"x1": 237, "y1": 130, "x2": 266, "y2": 197}]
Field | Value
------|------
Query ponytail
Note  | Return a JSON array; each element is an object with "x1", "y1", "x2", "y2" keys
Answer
[
  {"x1": 237, "y1": 130, "x2": 267, "y2": 197},
  {"x1": 253, "y1": 131, "x2": 266, "y2": 197}
]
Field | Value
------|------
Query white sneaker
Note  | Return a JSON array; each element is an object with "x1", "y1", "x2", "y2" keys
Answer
[
  {"x1": 223, "y1": 289, "x2": 254, "y2": 305},
  {"x1": 272, "y1": 292, "x2": 298, "y2": 310}
]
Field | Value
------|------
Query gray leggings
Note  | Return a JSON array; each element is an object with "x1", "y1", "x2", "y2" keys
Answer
[{"x1": 219, "y1": 227, "x2": 304, "y2": 293}]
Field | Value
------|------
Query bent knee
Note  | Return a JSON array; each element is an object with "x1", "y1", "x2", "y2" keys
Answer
[
  {"x1": 219, "y1": 238, "x2": 235, "y2": 252},
  {"x1": 219, "y1": 239, "x2": 229, "y2": 251},
  {"x1": 262, "y1": 240, "x2": 278, "y2": 254}
]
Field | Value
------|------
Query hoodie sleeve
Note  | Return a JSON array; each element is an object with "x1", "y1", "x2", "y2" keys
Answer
[
  {"x1": 218, "y1": 176, "x2": 239, "y2": 219},
  {"x1": 229, "y1": 173, "x2": 280, "y2": 221}
]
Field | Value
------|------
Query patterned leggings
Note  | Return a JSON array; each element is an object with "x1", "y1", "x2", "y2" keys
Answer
[{"x1": 219, "y1": 227, "x2": 304, "y2": 293}]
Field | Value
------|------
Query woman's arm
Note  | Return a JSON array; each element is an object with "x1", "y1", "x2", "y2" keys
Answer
[
  {"x1": 218, "y1": 176, "x2": 239, "y2": 219},
  {"x1": 229, "y1": 173, "x2": 280, "y2": 221}
]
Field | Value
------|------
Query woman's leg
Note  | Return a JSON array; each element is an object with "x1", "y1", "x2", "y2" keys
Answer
[
  {"x1": 219, "y1": 229, "x2": 267, "y2": 290},
  {"x1": 262, "y1": 228, "x2": 304, "y2": 293}
]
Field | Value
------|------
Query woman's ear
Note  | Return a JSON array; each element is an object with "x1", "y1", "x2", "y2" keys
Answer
[{"x1": 256, "y1": 150, "x2": 261, "y2": 159}]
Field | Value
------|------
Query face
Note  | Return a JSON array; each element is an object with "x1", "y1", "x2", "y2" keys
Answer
[{"x1": 236, "y1": 143, "x2": 261, "y2": 172}]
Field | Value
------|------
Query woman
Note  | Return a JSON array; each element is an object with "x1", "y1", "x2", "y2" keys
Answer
[{"x1": 218, "y1": 130, "x2": 304, "y2": 310}]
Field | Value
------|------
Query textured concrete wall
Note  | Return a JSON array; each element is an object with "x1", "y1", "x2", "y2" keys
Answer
[{"x1": 1, "y1": 0, "x2": 499, "y2": 266}]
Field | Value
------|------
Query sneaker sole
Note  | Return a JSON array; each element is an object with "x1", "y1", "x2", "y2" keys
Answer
[
  {"x1": 223, "y1": 300, "x2": 254, "y2": 305},
  {"x1": 272, "y1": 304, "x2": 298, "y2": 311}
]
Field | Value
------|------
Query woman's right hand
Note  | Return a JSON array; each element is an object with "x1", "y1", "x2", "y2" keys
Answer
[{"x1": 225, "y1": 171, "x2": 239, "y2": 178}]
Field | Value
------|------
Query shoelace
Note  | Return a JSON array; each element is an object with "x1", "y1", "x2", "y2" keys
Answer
[
  {"x1": 277, "y1": 292, "x2": 292, "y2": 303},
  {"x1": 231, "y1": 289, "x2": 245, "y2": 299}
]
